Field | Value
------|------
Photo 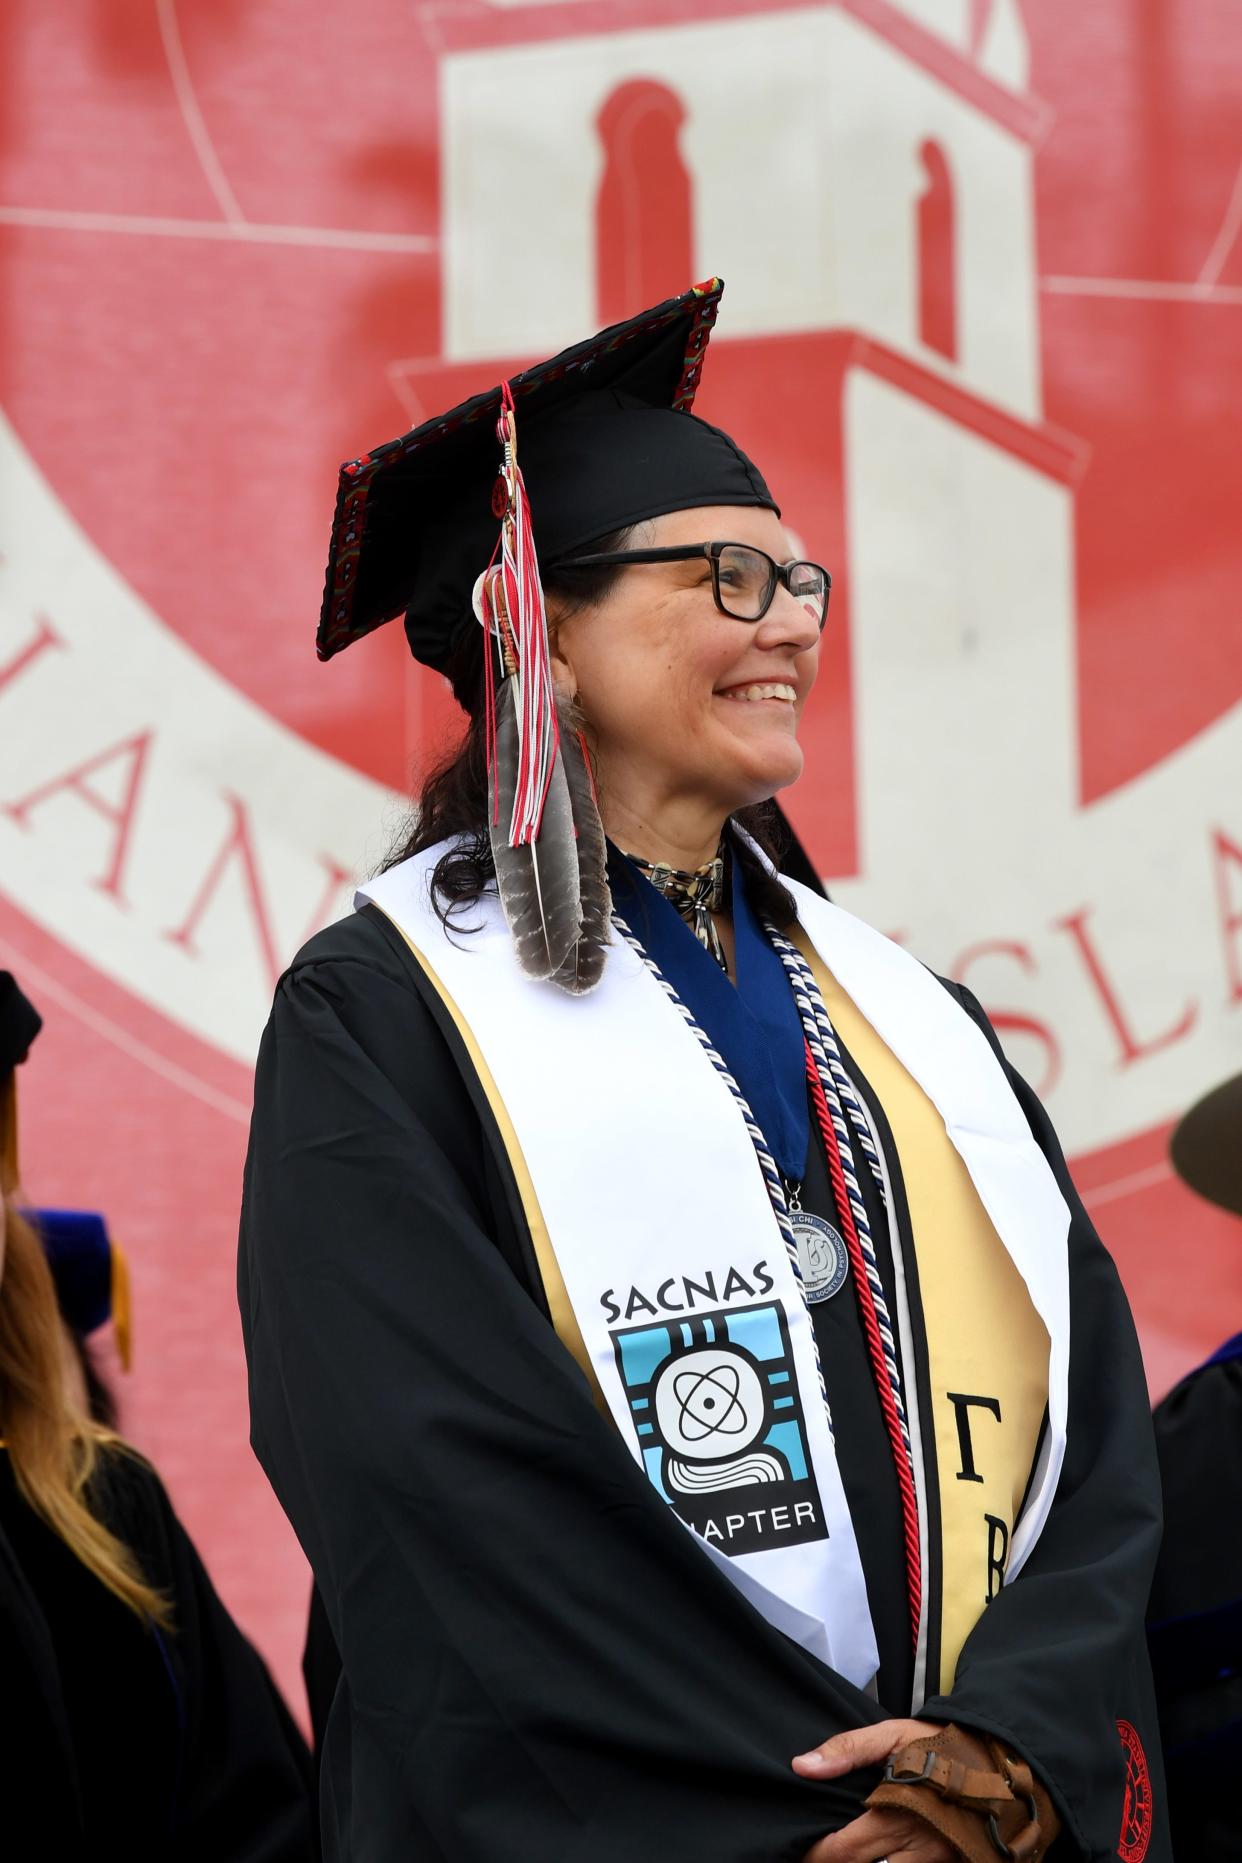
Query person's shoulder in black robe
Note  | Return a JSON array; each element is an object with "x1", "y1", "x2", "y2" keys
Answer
[
  {"x1": 1147, "y1": 1337, "x2": 1242, "y2": 1862},
  {"x1": 240, "y1": 904, "x2": 1170, "y2": 1862},
  {"x1": 0, "y1": 1439, "x2": 315, "y2": 1860}
]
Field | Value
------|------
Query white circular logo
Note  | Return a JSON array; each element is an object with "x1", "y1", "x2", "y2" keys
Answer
[
  {"x1": 790, "y1": 1212, "x2": 850, "y2": 1303},
  {"x1": 652, "y1": 1346, "x2": 767, "y2": 1461}
]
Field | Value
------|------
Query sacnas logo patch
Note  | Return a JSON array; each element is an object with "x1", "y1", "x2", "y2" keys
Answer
[{"x1": 612, "y1": 1301, "x2": 826, "y2": 1556}]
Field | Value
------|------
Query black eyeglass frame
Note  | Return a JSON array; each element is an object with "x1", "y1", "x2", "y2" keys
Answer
[{"x1": 551, "y1": 541, "x2": 832, "y2": 631}]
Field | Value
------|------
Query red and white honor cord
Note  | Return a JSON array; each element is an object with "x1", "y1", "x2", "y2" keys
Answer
[
  {"x1": 767, "y1": 926, "x2": 923, "y2": 1651},
  {"x1": 610, "y1": 909, "x2": 924, "y2": 1655}
]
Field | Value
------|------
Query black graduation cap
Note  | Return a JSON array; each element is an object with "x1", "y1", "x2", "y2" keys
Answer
[
  {"x1": 1170, "y1": 1073, "x2": 1242, "y2": 1218},
  {"x1": 318, "y1": 277, "x2": 778, "y2": 673},
  {"x1": 1, "y1": 972, "x2": 40, "y2": 1197},
  {"x1": 0, "y1": 971, "x2": 41, "y2": 1076}
]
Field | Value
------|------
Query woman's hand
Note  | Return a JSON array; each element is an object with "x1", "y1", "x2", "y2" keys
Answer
[{"x1": 793, "y1": 1719, "x2": 959, "y2": 1863}]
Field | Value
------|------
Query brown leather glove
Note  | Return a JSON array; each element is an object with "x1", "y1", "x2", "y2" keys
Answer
[{"x1": 864, "y1": 1721, "x2": 1061, "y2": 1862}]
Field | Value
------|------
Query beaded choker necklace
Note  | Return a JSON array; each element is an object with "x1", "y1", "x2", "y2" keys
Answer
[{"x1": 624, "y1": 845, "x2": 728, "y2": 970}]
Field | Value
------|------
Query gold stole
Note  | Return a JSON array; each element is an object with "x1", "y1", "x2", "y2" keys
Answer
[{"x1": 797, "y1": 937, "x2": 1050, "y2": 1692}]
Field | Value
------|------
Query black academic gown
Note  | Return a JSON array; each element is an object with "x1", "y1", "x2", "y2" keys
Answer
[
  {"x1": 1147, "y1": 1337, "x2": 1242, "y2": 1860},
  {"x1": 240, "y1": 901, "x2": 1169, "y2": 1863},
  {"x1": 0, "y1": 1445, "x2": 315, "y2": 1861}
]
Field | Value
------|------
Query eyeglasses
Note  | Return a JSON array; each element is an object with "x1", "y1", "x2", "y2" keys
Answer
[{"x1": 552, "y1": 541, "x2": 832, "y2": 632}]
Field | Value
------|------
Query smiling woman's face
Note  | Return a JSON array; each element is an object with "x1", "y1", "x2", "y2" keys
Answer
[{"x1": 550, "y1": 504, "x2": 822, "y2": 827}]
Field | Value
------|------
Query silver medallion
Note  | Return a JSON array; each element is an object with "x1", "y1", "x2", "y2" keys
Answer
[{"x1": 789, "y1": 1210, "x2": 850, "y2": 1304}]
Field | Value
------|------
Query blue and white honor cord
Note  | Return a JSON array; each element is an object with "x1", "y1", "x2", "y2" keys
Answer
[
  {"x1": 612, "y1": 910, "x2": 917, "y2": 1478},
  {"x1": 611, "y1": 912, "x2": 835, "y2": 1436}
]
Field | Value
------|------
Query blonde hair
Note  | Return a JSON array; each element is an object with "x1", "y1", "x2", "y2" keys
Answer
[{"x1": 0, "y1": 1187, "x2": 171, "y2": 1625}]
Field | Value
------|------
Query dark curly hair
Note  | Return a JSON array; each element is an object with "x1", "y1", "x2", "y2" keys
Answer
[{"x1": 382, "y1": 527, "x2": 797, "y2": 932}]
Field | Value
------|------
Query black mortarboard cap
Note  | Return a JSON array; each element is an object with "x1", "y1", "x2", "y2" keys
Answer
[
  {"x1": 1171, "y1": 1073, "x2": 1242, "y2": 1218},
  {"x1": 0, "y1": 972, "x2": 41, "y2": 1075},
  {"x1": 317, "y1": 278, "x2": 779, "y2": 672}
]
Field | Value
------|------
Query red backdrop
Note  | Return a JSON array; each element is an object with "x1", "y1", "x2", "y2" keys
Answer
[{"x1": 1, "y1": 0, "x2": 1240, "y2": 1711}]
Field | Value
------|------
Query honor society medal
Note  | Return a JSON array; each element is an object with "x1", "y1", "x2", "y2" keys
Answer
[{"x1": 789, "y1": 1211, "x2": 849, "y2": 1303}]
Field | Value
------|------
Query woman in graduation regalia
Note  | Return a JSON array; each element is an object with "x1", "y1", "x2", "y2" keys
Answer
[
  {"x1": 240, "y1": 281, "x2": 1169, "y2": 1862},
  {"x1": 0, "y1": 973, "x2": 315, "y2": 1860}
]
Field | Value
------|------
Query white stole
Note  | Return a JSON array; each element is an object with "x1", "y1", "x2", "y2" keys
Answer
[{"x1": 358, "y1": 848, "x2": 1070, "y2": 1683}]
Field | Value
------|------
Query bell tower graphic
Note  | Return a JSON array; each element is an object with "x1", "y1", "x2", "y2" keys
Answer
[
  {"x1": 420, "y1": 0, "x2": 1241, "y2": 1159},
  {"x1": 432, "y1": 0, "x2": 1080, "y2": 896}
]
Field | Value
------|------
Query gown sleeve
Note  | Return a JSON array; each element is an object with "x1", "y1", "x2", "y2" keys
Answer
[
  {"x1": 1147, "y1": 1350, "x2": 1242, "y2": 1862},
  {"x1": 919, "y1": 982, "x2": 1171, "y2": 1863},
  {"x1": 238, "y1": 915, "x2": 890, "y2": 1863},
  {"x1": 100, "y1": 1452, "x2": 317, "y2": 1861},
  {"x1": 0, "y1": 1510, "x2": 87, "y2": 1845}
]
